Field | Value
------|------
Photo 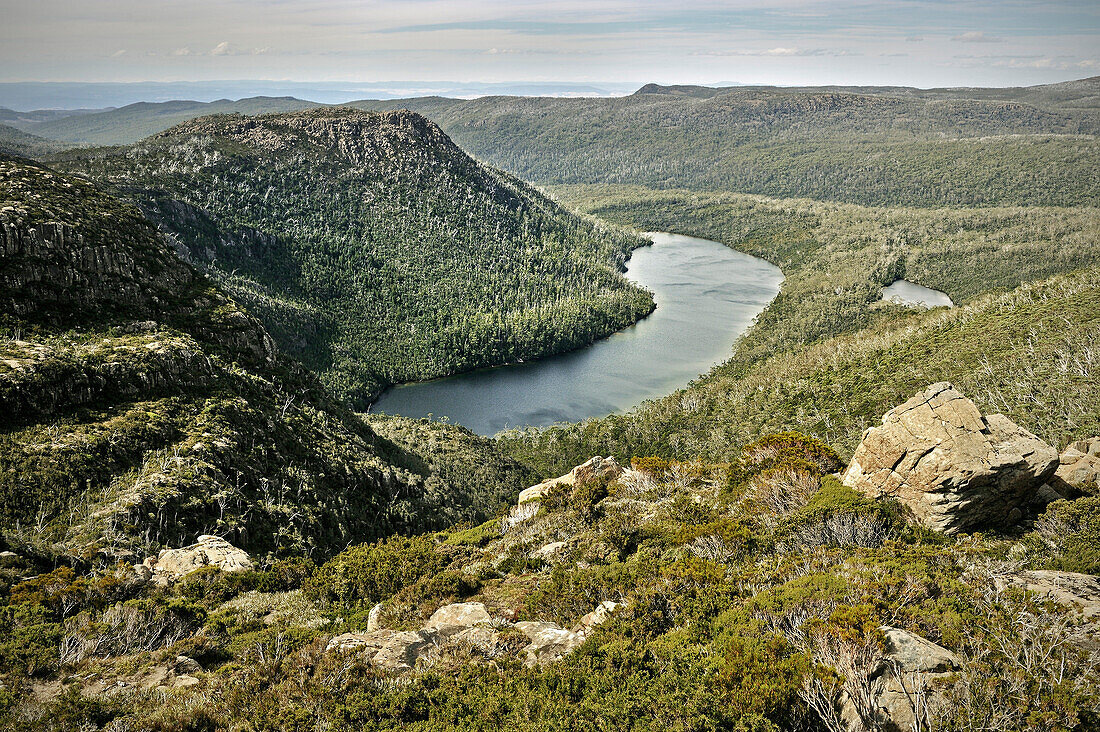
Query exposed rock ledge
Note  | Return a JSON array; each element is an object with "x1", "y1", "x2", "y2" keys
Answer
[{"x1": 325, "y1": 600, "x2": 621, "y2": 672}]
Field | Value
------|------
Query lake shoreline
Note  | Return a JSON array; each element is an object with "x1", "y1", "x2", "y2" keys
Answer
[{"x1": 372, "y1": 233, "x2": 784, "y2": 435}]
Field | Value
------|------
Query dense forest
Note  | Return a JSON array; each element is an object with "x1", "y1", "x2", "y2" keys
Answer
[
  {"x1": 49, "y1": 109, "x2": 654, "y2": 404},
  {"x1": 0, "y1": 155, "x2": 532, "y2": 560}
]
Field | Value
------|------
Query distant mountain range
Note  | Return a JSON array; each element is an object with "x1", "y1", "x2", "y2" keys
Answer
[{"x1": 0, "y1": 80, "x2": 641, "y2": 111}]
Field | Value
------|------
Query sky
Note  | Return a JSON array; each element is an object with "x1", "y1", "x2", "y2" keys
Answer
[{"x1": 2, "y1": 0, "x2": 1098, "y2": 90}]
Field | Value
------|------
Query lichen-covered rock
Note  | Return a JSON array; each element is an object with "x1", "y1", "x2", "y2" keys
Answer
[
  {"x1": 842, "y1": 383, "x2": 1058, "y2": 534},
  {"x1": 141, "y1": 535, "x2": 253, "y2": 585},
  {"x1": 325, "y1": 629, "x2": 439, "y2": 672},
  {"x1": 514, "y1": 621, "x2": 586, "y2": 666},
  {"x1": 839, "y1": 626, "x2": 960, "y2": 732},
  {"x1": 427, "y1": 602, "x2": 492, "y2": 630},
  {"x1": 997, "y1": 570, "x2": 1100, "y2": 618}
]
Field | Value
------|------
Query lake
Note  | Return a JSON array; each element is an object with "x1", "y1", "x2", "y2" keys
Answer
[
  {"x1": 371, "y1": 232, "x2": 784, "y2": 435},
  {"x1": 881, "y1": 279, "x2": 954, "y2": 308}
]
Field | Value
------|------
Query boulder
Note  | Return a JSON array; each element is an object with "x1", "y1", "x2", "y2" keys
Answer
[
  {"x1": 840, "y1": 627, "x2": 960, "y2": 732},
  {"x1": 842, "y1": 383, "x2": 1058, "y2": 534},
  {"x1": 325, "y1": 629, "x2": 437, "y2": 672},
  {"x1": 1053, "y1": 438, "x2": 1100, "y2": 490},
  {"x1": 372, "y1": 630, "x2": 437, "y2": 672},
  {"x1": 141, "y1": 535, "x2": 253, "y2": 585},
  {"x1": 880, "y1": 626, "x2": 961, "y2": 674},
  {"x1": 514, "y1": 621, "x2": 586, "y2": 666},
  {"x1": 427, "y1": 602, "x2": 492, "y2": 630}
]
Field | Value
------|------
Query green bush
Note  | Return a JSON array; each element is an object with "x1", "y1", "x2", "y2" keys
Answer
[
  {"x1": 1035, "y1": 496, "x2": 1100, "y2": 575},
  {"x1": 303, "y1": 535, "x2": 447, "y2": 606}
]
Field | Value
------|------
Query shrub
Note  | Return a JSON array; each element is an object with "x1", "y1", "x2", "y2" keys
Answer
[
  {"x1": 1034, "y1": 496, "x2": 1100, "y2": 574},
  {"x1": 303, "y1": 534, "x2": 447, "y2": 607}
]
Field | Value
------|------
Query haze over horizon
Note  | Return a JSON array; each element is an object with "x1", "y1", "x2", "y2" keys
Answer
[{"x1": 2, "y1": 0, "x2": 1098, "y2": 101}]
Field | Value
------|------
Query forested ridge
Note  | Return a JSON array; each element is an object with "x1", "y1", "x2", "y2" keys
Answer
[
  {"x1": 49, "y1": 108, "x2": 654, "y2": 404},
  {"x1": 0, "y1": 155, "x2": 533, "y2": 560},
  {"x1": 352, "y1": 82, "x2": 1100, "y2": 208}
]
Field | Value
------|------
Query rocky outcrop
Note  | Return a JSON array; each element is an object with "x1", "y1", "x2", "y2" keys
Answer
[
  {"x1": 1, "y1": 160, "x2": 276, "y2": 370},
  {"x1": 509, "y1": 457, "x2": 624, "y2": 525},
  {"x1": 324, "y1": 600, "x2": 620, "y2": 672},
  {"x1": 997, "y1": 570, "x2": 1100, "y2": 619},
  {"x1": 138, "y1": 535, "x2": 253, "y2": 585},
  {"x1": 519, "y1": 456, "x2": 623, "y2": 504},
  {"x1": 842, "y1": 383, "x2": 1058, "y2": 534}
]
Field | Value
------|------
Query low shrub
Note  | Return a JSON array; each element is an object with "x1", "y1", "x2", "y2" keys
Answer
[
  {"x1": 303, "y1": 534, "x2": 448, "y2": 607},
  {"x1": 1033, "y1": 496, "x2": 1100, "y2": 574}
]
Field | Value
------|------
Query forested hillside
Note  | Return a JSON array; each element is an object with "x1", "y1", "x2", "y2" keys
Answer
[
  {"x1": 0, "y1": 155, "x2": 532, "y2": 562},
  {"x1": 0, "y1": 124, "x2": 67, "y2": 159},
  {"x1": 49, "y1": 108, "x2": 654, "y2": 404},
  {"x1": 499, "y1": 186, "x2": 1100, "y2": 473},
  {"x1": 355, "y1": 80, "x2": 1100, "y2": 207}
]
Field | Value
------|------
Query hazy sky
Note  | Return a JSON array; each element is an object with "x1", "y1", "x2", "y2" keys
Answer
[{"x1": 2, "y1": 0, "x2": 1098, "y2": 88}]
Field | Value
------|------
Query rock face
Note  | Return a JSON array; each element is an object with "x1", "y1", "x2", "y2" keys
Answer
[
  {"x1": 139, "y1": 535, "x2": 253, "y2": 585},
  {"x1": 842, "y1": 383, "x2": 1058, "y2": 534}
]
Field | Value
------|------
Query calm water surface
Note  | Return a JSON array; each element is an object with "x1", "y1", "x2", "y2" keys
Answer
[
  {"x1": 881, "y1": 279, "x2": 954, "y2": 308},
  {"x1": 371, "y1": 232, "x2": 783, "y2": 435}
]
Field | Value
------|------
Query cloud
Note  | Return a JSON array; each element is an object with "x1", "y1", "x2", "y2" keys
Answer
[
  {"x1": 693, "y1": 47, "x2": 859, "y2": 58},
  {"x1": 170, "y1": 42, "x2": 268, "y2": 57},
  {"x1": 951, "y1": 31, "x2": 1002, "y2": 43},
  {"x1": 952, "y1": 54, "x2": 1099, "y2": 70},
  {"x1": 905, "y1": 36, "x2": 924, "y2": 42}
]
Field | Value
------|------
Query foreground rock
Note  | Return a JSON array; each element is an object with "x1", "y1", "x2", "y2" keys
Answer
[
  {"x1": 842, "y1": 383, "x2": 1058, "y2": 534},
  {"x1": 137, "y1": 535, "x2": 253, "y2": 585},
  {"x1": 840, "y1": 626, "x2": 961, "y2": 732}
]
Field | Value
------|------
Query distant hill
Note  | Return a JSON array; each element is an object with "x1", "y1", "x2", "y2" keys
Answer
[
  {"x1": 0, "y1": 123, "x2": 69, "y2": 158},
  {"x1": 50, "y1": 108, "x2": 653, "y2": 404},
  {"x1": 0, "y1": 106, "x2": 112, "y2": 129},
  {"x1": 632, "y1": 76, "x2": 1100, "y2": 110},
  {"x1": 24, "y1": 96, "x2": 321, "y2": 146},
  {"x1": 352, "y1": 77, "x2": 1100, "y2": 207}
]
